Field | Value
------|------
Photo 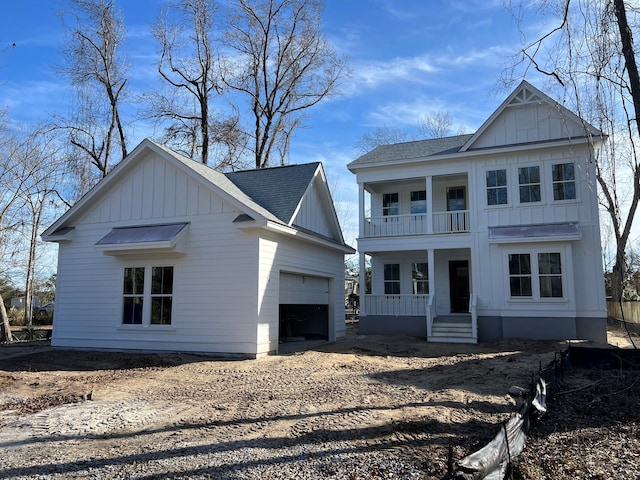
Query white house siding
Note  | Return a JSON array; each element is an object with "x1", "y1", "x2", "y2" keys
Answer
[
  {"x1": 52, "y1": 152, "x2": 264, "y2": 356},
  {"x1": 352, "y1": 84, "x2": 607, "y2": 343},
  {"x1": 256, "y1": 232, "x2": 346, "y2": 354},
  {"x1": 473, "y1": 102, "x2": 588, "y2": 149},
  {"x1": 292, "y1": 179, "x2": 334, "y2": 239}
]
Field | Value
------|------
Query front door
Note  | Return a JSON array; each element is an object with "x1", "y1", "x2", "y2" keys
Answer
[{"x1": 449, "y1": 260, "x2": 470, "y2": 313}]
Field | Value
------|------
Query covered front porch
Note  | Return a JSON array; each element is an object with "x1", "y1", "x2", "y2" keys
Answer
[{"x1": 358, "y1": 248, "x2": 477, "y2": 343}]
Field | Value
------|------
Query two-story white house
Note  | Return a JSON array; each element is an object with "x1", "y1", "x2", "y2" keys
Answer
[{"x1": 348, "y1": 81, "x2": 607, "y2": 344}]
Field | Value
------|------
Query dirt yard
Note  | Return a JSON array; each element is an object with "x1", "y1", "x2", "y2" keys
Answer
[{"x1": 0, "y1": 326, "x2": 635, "y2": 479}]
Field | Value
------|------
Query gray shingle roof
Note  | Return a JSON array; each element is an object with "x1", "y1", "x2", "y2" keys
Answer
[
  {"x1": 225, "y1": 162, "x2": 320, "y2": 224},
  {"x1": 347, "y1": 134, "x2": 474, "y2": 170}
]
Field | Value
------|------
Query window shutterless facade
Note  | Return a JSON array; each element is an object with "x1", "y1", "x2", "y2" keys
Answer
[
  {"x1": 552, "y1": 163, "x2": 576, "y2": 200},
  {"x1": 122, "y1": 265, "x2": 174, "y2": 326},
  {"x1": 518, "y1": 166, "x2": 541, "y2": 203},
  {"x1": 383, "y1": 193, "x2": 399, "y2": 216},
  {"x1": 486, "y1": 169, "x2": 508, "y2": 205},
  {"x1": 384, "y1": 263, "x2": 400, "y2": 294},
  {"x1": 123, "y1": 267, "x2": 145, "y2": 324},
  {"x1": 508, "y1": 252, "x2": 563, "y2": 299},
  {"x1": 508, "y1": 254, "x2": 532, "y2": 297},
  {"x1": 538, "y1": 253, "x2": 563, "y2": 297},
  {"x1": 410, "y1": 190, "x2": 427, "y2": 214}
]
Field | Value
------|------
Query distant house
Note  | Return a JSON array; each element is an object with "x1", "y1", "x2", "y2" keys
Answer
[
  {"x1": 348, "y1": 81, "x2": 607, "y2": 344},
  {"x1": 42, "y1": 139, "x2": 354, "y2": 357}
]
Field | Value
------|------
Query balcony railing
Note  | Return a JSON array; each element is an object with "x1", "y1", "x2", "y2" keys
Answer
[
  {"x1": 363, "y1": 211, "x2": 469, "y2": 238},
  {"x1": 364, "y1": 294, "x2": 431, "y2": 316}
]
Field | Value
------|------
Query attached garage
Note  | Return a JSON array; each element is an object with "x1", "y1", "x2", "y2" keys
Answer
[{"x1": 279, "y1": 272, "x2": 330, "y2": 341}]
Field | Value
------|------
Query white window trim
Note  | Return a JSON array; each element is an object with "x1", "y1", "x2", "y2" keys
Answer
[
  {"x1": 505, "y1": 248, "x2": 568, "y2": 303},
  {"x1": 120, "y1": 263, "x2": 176, "y2": 330},
  {"x1": 485, "y1": 167, "x2": 510, "y2": 208},
  {"x1": 549, "y1": 161, "x2": 579, "y2": 204},
  {"x1": 516, "y1": 164, "x2": 543, "y2": 205}
]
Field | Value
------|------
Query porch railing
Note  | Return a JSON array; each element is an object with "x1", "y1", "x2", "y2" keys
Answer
[
  {"x1": 364, "y1": 294, "x2": 431, "y2": 316},
  {"x1": 363, "y1": 211, "x2": 469, "y2": 237}
]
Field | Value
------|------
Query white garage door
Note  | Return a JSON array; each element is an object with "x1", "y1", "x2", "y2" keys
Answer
[{"x1": 279, "y1": 273, "x2": 329, "y2": 305}]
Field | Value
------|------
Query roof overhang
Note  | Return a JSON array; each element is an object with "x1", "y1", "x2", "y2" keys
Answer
[
  {"x1": 264, "y1": 221, "x2": 356, "y2": 254},
  {"x1": 488, "y1": 222, "x2": 581, "y2": 244},
  {"x1": 95, "y1": 222, "x2": 189, "y2": 255},
  {"x1": 43, "y1": 226, "x2": 75, "y2": 242}
]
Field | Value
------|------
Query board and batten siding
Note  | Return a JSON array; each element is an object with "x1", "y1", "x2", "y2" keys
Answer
[
  {"x1": 53, "y1": 151, "x2": 264, "y2": 355},
  {"x1": 292, "y1": 179, "x2": 334, "y2": 239},
  {"x1": 256, "y1": 232, "x2": 346, "y2": 354}
]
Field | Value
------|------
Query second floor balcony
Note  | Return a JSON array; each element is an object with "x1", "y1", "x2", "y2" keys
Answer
[{"x1": 363, "y1": 210, "x2": 469, "y2": 238}]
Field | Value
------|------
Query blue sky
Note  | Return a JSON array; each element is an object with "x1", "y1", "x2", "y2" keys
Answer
[{"x1": 0, "y1": 0, "x2": 538, "y2": 249}]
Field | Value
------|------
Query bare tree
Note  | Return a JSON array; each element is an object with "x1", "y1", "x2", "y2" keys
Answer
[
  {"x1": 505, "y1": 0, "x2": 640, "y2": 303},
  {"x1": 148, "y1": 0, "x2": 246, "y2": 169},
  {"x1": 18, "y1": 134, "x2": 63, "y2": 327},
  {"x1": 57, "y1": 0, "x2": 128, "y2": 188},
  {"x1": 223, "y1": 0, "x2": 348, "y2": 168},
  {"x1": 418, "y1": 111, "x2": 455, "y2": 139},
  {"x1": 355, "y1": 111, "x2": 464, "y2": 155},
  {"x1": 354, "y1": 125, "x2": 414, "y2": 155}
]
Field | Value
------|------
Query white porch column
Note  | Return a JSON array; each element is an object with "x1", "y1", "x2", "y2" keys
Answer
[
  {"x1": 359, "y1": 249, "x2": 366, "y2": 317},
  {"x1": 427, "y1": 248, "x2": 436, "y2": 337},
  {"x1": 358, "y1": 182, "x2": 365, "y2": 237},
  {"x1": 426, "y1": 176, "x2": 433, "y2": 234},
  {"x1": 428, "y1": 248, "x2": 435, "y2": 299}
]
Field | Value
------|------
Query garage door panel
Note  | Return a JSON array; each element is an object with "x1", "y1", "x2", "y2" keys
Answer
[{"x1": 280, "y1": 273, "x2": 329, "y2": 304}]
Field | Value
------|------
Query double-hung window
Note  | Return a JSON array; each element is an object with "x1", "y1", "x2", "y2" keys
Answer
[
  {"x1": 384, "y1": 263, "x2": 400, "y2": 294},
  {"x1": 486, "y1": 169, "x2": 507, "y2": 205},
  {"x1": 122, "y1": 266, "x2": 174, "y2": 326},
  {"x1": 410, "y1": 190, "x2": 427, "y2": 214},
  {"x1": 508, "y1": 254, "x2": 532, "y2": 297},
  {"x1": 552, "y1": 163, "x2": 576, "y2": 200},
  {"x1": 518, "y1": 166, "x2": 541, "y2": 203},
  {"x1": 538, "y1": 253, "x2": 563, "y2": 297},
  {"x1": 383, "y1": 193, "x2": 399, "y2": 216},
  {"x1": 123, "y1": 267, "x2": 145, "y2": 324},
  {"x1": 508, "y1": 252, "x2": 563, "y2": 299}
]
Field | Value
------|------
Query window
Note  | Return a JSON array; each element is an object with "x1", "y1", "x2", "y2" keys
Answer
[
  {"x1": 412, "y1": 263, "x2": 429, "y2": 294},
  {"x1": 151, "y1": 266, "x2": 173, "y2": 325},
  {"x1": 383, "y1": 193, "x2": 399, "y2": 216},
  {"x1": 384, "y1": 263, "x2": 400, "y2": 294},
  {"x1": 508, "y1": 252, "x2": 564, "y2": 299},
  {"x1": 486, "y1": 169, "x2": 507, "y2": 205},
  {"x1": 447, "y1": 187, "x2": 466, "y2": 211},
  {"x1": 410, "y1": 190, "x2": 427, "y2": 214},
  {"x1": 509, "y1": 254, "x2": 532, "y2": 297},
  {"x1": 518, "y1": 166, "x2": 541, "y2": 203},
  {"x1": 122, "y1": 266, "x2": 174, "y2": 326},
  {"x1": 123, "y1": 267, "x2": 145, "y2": 324},
  {"x1": 538, "y1": 253, "x2": 563, "y2": 297},
  {"x1": 552, "y1": 163, "x2": 576, "y2": 200}
]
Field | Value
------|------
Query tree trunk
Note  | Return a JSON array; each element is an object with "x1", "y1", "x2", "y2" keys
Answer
[{"x1": 0, "y1": 294, "x2": 14, "y2": 343}]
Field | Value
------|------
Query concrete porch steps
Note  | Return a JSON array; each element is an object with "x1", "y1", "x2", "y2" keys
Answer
[{"x1": 429, "y1": 315, "x2": 477, "y2": 344}]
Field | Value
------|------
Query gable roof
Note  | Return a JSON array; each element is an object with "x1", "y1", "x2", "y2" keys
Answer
[
  {"x1": 347, "y1": 81, "x2": 605, "y2": 172},
  {"x1": 460, "y1": 80, "x2": 603, "y2": 152},
  {"x1": 42, "y1": 139, "x2": 352, "y2": 251},
  {"x1": 225, "y1": 162, "x2": 320, "y2": 224}
]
